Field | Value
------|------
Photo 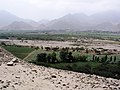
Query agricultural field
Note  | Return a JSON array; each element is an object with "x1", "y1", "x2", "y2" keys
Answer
[
  {"x1": 2, "y1": 45, "x2": 35, "y2": 59},
  {"x1": 0, "y1": 30, "x2": 120, "y2": 41},
  {"x1": 24, "y1": 48, "x2": 120, "y2": 79},
  {"x1": 0, "y1": 31, "x2": 120, "y2": 79}
]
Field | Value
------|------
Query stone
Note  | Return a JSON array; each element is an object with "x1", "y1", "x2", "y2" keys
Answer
[
  {"x1": 15, "y1": 76, "x2": 20, "y2": 79},
  {"x1": 63, "y1": 84, "x2": 66, "y2": 86},
  {"x1": 51, "y1": 75, "x2": 57, "y2": 78},
  {"x1": 0, "y1": 80, "x2": 4, "y2": 83},
  {"x1": 2, "y1": 83, "x2": 9, "y2": 88},
  {"x1": 7, "y1": 61, "x2": 14, "y2": 66},
  {"x1": 11, "y1": 58, "x2": 18, "y2": 62},
  {"x1": 32, "y1": 69, "x2": 37, "y2": 73},
  {"x1": 57, "y1": 82, "x2": 61, "y2": 84},
  {"x1": 75, "y1": 85, "x2": 78, "y2": 88}
]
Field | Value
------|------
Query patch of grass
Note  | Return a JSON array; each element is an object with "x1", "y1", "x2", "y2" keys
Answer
[
  {"x1": 25, "y1": 49, "x2": 120, "y2": 79},
  {"x1": 2, "y1": 45, "x2": 35, "y2": 59},
  {"x1": 24, "y1": 49, "x2": 61, "y2": 61}
]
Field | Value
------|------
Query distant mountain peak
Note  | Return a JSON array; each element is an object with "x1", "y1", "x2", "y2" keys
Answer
[
  {"x1": 0, "y1": 10, "x2": 22, "y2": 27},
  {"x1": 0, "y1": 10, "x2": 120, "y2": 32},
  {"x1": 2, "y1": 21, "x2": 34, "y2": 30}
]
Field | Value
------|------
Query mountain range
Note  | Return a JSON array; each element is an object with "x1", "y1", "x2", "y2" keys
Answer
[{"x1": 0, "y1": 10, "x2": 120, "y2": 32}]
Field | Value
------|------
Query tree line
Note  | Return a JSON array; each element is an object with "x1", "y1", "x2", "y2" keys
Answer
[{"x1": 36, "y1": 49, "x2": 87, "y2": 63}]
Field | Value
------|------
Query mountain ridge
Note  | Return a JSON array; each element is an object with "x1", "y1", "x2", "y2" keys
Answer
[{"x1": 0, "y1": 10, "x2": 120, "y2": 32}]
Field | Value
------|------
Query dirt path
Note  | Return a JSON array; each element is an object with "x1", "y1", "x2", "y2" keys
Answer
[{"x1": 23, "y1": 50, "x2": 36, "y2": 61}]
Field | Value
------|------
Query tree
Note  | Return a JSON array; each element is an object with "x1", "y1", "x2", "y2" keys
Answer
[
  {"x1": 37, "y1": 53, "x2": 47, "y2": 62},
  {"x1": 93, "y1": 55, "x2": 95, "y2": 61},
  {"x1": 95, "y1": 56, "x2": 98, "y2": 62},
  {"x1": 60, "y1": 50, "x2": 68, "y2": 62},
  {"x1": 67, "y1": 52, "x2": 74, "y2": 62},
  {"x1": 86, "y1": 48, "x2": 89, "y2": 53},
  {"x1": 114, "y1": 56, "x2": 117, "y2": 63},
  {"x1": 105, "y1": 55, "x2": 108, "y2": 61},
  {"x1": 46, "y1": 54, "x2": 52, "y2": 63},
  {"x1": 101, "y1": 55, "x2": 108, "y2": 64},
  {"x1": 51, "y1": 52, "x2": 57, "y2": 63},
  {"x1": 101, "y1": 57, "x2": 105, "y2": 63},
  {"x1": 97, "y1": 57, "x2": 100, "y2": 62},
  {"x1": 110, "y1": 56, "x2": 112, "y2": 62}
]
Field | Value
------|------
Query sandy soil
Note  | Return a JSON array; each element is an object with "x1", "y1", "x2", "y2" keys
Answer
[
  {"x1": 0, "y1": 39, "x2": 120, "y2": 51},
  {"x1": 0, "y1": 47, "x2": 120, "y2": 90},
  {"x1": 0, "y1": 39, "x2": 75, "y2": 48}
]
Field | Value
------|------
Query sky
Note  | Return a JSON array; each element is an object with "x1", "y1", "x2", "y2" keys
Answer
[{"x1": 0, "y1": 0, "x2": 120, "y2": 21}]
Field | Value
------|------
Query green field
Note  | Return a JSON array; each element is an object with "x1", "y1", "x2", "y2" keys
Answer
[
  {"x1": 24, "y1": 49, "x2": 120, "y2": 62},
  {"x1": 2, "y1": 45, "x2": 120, "y2": 79},
  {"x1": 24, "y1": 49, "x2": 120, "y2": 79},
  {"x1": 0, "y1": 30, "x2": 120, "y2": 41},
  {"x1": 2, "y1": 45, "x2": 35, "y2": 59}
]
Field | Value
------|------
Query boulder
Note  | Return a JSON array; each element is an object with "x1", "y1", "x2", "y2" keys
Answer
[
  {"x1": 7, "y1": 61, "x2": 14, "y2": 66},
  {"x1": 51, "y1": 75, "x2": 57, "y2": 78},
  {"x1": 11, "y1": 58, "x2": 18, "y2": 62}
]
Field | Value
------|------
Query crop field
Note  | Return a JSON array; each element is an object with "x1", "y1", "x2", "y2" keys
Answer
[
  {"x1": 2, "y1": 45, "x2": 35, "y2": 59},
  {"x1": 24, "y1": 48, "x2": 120, "y2": 62},
  {"x1": 24, "y1": 48, "x2": 120, "y2": 79},
  {"x1": 0, "y1": 30, "x2": 120, "y2": 41},
  {"x1": 0, "y1": 30, "x2": 120, "y2": 79}
]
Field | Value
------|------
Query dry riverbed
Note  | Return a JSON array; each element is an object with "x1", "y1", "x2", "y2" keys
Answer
[{"x1": 0, "y1": 39, "x2": 120, "y2": 51}]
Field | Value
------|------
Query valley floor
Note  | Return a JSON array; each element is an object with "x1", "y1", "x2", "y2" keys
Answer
[{"x1": 0, "y1": 47, "x2": 120, "y2": 90}]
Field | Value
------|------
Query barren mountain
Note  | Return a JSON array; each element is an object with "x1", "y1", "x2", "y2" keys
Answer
[
  {"x1": 93, "y1": 22, "x2": 120, "y2": 31},
  {"x1": 0, "y1": 10, "x2": 39, "y2": 29},
  {"x1": 43, "y1": 11, "x2": 120, "y2": 31},
  {"x1": 0, "y1": 10, "x2": 120, "y2": 31},
  {"x1": 0, "y1": 10, "x2": 22, "y2": 28},
  {"x1": 2, "y1": 21, "x2": 34, "y2": 30}
]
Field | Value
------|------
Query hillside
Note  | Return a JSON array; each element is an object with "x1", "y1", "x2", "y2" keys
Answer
[
  {"x1": 0, "y1": 47, "x2": 120, "y2": 90},
  {"x1": 0, "y1": 10, "x2": 22, "y2": 28},
  {"x1": 2, "y1": 21, "x2": 34, "y2": 30}
]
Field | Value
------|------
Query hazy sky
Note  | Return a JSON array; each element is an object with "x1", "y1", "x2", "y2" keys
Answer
[{"x1": 0, "y1": 0, "x2": 120, "y2": 21}]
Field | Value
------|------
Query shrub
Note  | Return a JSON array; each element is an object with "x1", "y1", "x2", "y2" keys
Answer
[
  {"x1": 45, "y1": 47, "x2": 51, "y2": 51},
  {"x1": 35, "y1": 46, "x2": 39, "y2": 50},
  {"x1": 77, "y1": 55, "x2": 88, "y2": 62},
  {"x1": 118, "y1": 61, "x2": 120, "y2": 67},
  {"x1": 52, "y1": 47, "x2": 59, "y2": 51},
  {"x1": 66, "y1": 65, "x2": 73, "y2": 70}
]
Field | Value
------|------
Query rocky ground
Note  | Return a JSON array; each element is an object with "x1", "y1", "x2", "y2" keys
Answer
[{"x1": 0, "y1": 47, "x2": 120, "y2": 90}]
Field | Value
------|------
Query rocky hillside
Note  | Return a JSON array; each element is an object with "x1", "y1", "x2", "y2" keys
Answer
[{"x1": 0, "y1": 47, "x2": 120, "y2": 90}]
